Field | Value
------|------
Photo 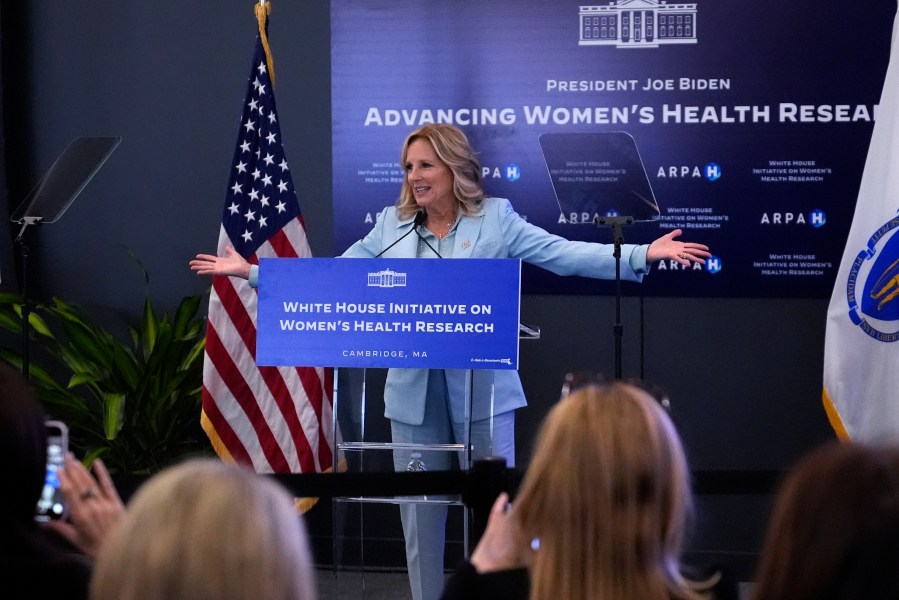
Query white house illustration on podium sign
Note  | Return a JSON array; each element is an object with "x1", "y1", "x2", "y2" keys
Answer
[
  {"x1": 579, "y1": 0, "x2": 698, "y2": 48},
  {"x1": 367, "y1": 269, "x2": 408, "y2": 288}
]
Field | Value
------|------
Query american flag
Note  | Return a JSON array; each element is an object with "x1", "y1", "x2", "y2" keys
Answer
[{"x1": 200, "y1": 28, "x2": 334, "y2": 475}]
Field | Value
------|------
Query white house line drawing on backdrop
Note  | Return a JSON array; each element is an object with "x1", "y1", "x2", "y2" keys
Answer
[{"x1": 579, "y1": 0, "x2": 698, "y2": 48}]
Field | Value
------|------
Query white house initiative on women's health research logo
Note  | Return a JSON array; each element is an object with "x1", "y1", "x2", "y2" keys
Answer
[{"x1": 578, "y1": 0, "x2": 698, "y2": 49}]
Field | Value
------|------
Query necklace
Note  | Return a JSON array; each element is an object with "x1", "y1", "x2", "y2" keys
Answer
[{"x1": 427, "y1": 216, "x2": 455, "y2": 240}]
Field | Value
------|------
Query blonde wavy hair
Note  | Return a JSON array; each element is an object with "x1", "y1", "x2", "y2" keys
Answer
[
  {"x1": 513, "y1": 382, "x2": 706, "y2": 600},
  {"x1": 90, "y1": 459, "x2": 316, "y2": 600},
  {"x1": 395, "y1": 123, "x2": 485, "y2": 220}
]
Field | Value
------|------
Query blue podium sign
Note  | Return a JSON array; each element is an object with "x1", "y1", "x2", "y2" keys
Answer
[{"x1": 256, "y1": 258, "x2": 522, "y2": 369}]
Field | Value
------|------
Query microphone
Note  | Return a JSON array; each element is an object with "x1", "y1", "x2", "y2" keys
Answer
[{"x1": 375, "y1": 210, "x2": 426, "y2": 258}]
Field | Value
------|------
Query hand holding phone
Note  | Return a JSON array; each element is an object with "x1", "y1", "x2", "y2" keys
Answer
[{"x1": 42, "y1": 451, "x2": 126, "y2": 558}]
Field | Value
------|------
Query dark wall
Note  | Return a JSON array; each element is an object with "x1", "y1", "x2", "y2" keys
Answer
[
  {"x1": 4, "y1": 0, "x2": 843, "y2": 574},
  {"x1": 3, "y1": 1, "x2": 333, "y2": 315}
]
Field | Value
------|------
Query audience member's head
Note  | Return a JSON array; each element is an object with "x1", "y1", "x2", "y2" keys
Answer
[
  {"x1": 0, "y1": 360, "x2": 48, "y2": 531},
  {"x1": 512, "y1": 380, "x2": 703, "y2": 600},
  {"x1": 750, "y1": 441, "x2": 899, "y2": 600},
  {"x1": 90, "y1": 458, "x2": 316, "y2": 600},
  {"x1": 0, "y1": 360, "x2": 93, "y2": 600}
]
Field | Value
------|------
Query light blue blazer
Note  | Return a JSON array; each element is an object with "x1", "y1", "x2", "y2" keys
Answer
[{"x1": 340, "y1": 197, "x2": 651, "y2": 426}]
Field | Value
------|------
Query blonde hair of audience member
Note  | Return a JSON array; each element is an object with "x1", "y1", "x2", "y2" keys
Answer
[
  {"x1": 90, "y1": 459, "x2": 316, "y2": 600},
  {"x1": 512, "y1": 382, "x2": 706, "y2": 600},
  {"x1": 395, "y1": 123, "x2": 485, "y2": 220}
]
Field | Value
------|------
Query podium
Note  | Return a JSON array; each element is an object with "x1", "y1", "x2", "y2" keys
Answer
[
  {"x1": 255, "y1": 257, "x2": 538, "y2": 596},
  {"x1": 333, "y1": 321, "x2": 541, "y2": 499},
  {"x1": 328, "y1": 325, "x2": 539, "y2": 598}
]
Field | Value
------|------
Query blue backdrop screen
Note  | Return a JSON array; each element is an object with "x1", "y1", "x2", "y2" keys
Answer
[{"x1": 331, "y1": 0, "x2": 895, "y2": 297}]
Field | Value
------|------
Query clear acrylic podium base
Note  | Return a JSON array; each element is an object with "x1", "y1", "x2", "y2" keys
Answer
[{"x1": 328, "y1": 325, "x2": 539, "y2": 598}]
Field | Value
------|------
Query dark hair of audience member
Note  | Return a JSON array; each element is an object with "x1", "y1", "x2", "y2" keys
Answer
[
  {"x1": 750, "y1": 441, "x2": 899, "y2": 600},
  {"x1": 0, "y1": 360, "x2": 91, "y2": 599}
]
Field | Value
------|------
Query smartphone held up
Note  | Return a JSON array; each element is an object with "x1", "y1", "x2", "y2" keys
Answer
[{"x1": 35, "y1": 420, "x2": 68, "y2": 522}]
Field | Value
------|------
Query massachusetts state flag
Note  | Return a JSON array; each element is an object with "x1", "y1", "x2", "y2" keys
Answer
[
  {"x1": 823, "y1": 3, "x2": 899, "y2": 441},
  {"x1": 200, "y1": 7, "x2": 334, "y2": 475}
]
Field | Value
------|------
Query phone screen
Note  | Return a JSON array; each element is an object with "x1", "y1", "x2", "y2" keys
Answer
[{"x1": 35, "y1": 420, "x2": 68, "y2": 522}]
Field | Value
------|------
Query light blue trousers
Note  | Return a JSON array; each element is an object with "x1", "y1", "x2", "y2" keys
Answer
[{"x1": 391, "y1": 370, "x2": 516, "y2": 600}]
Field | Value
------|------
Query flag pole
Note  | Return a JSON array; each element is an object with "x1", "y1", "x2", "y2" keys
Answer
[{"x1": 255, "y1": 0, "x2": 276, "y2": 88}]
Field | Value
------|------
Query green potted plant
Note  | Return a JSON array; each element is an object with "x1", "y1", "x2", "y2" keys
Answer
[{"x1": 0, "y1": 290, "x2": 211, "y2": 473}]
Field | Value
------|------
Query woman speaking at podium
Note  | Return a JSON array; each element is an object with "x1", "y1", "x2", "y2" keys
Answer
[{"x1": 191, "y1": 123, "x2": 709, "y2": 600}]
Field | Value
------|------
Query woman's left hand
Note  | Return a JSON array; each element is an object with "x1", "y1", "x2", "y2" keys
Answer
[
  {"x1": 646, "y1": 228, "x2": 711, "y2": 266},
  {"x1": 470, "y1": 492, "x2": 531, "y2": 573},
  {"x1": 44, "y1": 452, "x2": 125, "y2": 558}
]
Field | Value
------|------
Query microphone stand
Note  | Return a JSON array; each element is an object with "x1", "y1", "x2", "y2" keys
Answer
[
  {"x1": 415, "y1": 229, "x2": 442, "y2": 258},
  {"x1": 594, "y1": 215, "x2": 634, "y2": 380},
  {"x1": 14, "y1": 217, "x2": 42, "y2": 380},
  {"x1": 412, "y1": 209, "x2": 442, "y2": 257}
]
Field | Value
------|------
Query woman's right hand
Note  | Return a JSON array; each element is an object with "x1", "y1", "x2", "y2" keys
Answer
[{"x1": 189, "y1": 246, "x2": 251, "y2": 280}]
